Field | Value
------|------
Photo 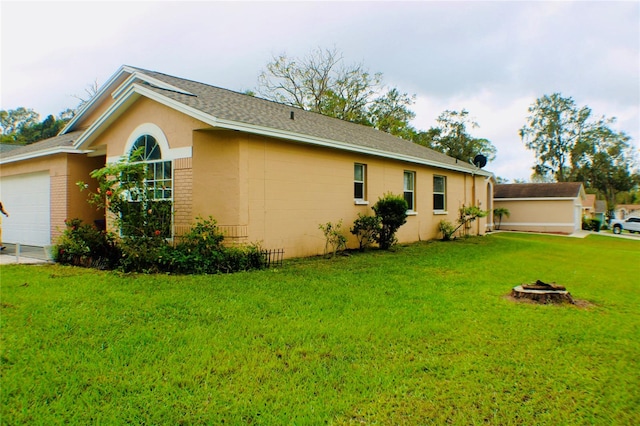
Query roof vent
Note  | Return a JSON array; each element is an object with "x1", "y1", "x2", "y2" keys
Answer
[{"x1": 290, "y1": 111, "x2": 295, "y2": 120}]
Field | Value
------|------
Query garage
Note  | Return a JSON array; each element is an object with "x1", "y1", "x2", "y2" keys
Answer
[{"x1": 0, "y1": 171, "x2": 51, "y2": 246}]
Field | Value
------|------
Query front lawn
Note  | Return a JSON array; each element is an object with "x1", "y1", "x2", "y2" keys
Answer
[{"x1": 1, "y1": 233, "x2": 638, "y2": 424}]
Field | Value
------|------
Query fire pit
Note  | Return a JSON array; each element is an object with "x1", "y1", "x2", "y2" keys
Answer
[{"x1": 511, "y1": 280, "x2": 574, "y2": 304}]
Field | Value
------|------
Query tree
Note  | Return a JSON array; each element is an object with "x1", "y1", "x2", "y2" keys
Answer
[
  {"x1": 417, "y1": 109, "x2": 497, "y2": 163},
  {"x1": 520, "y1": 93, "x2": 591, "y2": 182},
  {"x1": 0, "y1": 109, "x2": 71, "y2": 144},
  {"x1": 72, "y1": 79, "x2": 100, "y2": 112},
  {"x1": 570, "y1": 121, "x2": 638, "y2": 214},
  {"x1": 0, "y1": 107, "x2": 39, "y2": 142},
  {"x1": 493, "y1": 207, "x2": 510, "y2": 230},
  {"x1": 256, "y1": 47, "x2": 416, "y2": 138}
]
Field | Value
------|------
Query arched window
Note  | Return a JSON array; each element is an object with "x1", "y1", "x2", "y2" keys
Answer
[{"x1": 129, "y1": 135, "x2": 172, "y2": 200}]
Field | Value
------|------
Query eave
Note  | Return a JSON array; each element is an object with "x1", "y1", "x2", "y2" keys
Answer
[{"x1": 74, "y1": 83, "x2": 493, "y2": 177}]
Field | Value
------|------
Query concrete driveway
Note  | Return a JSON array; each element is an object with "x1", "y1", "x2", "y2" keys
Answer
[{"x1": 0, "y1": 243, "x2": 52, "y2": 265}]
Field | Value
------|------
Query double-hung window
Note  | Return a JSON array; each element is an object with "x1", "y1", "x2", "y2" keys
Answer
[
  {"x1": 433, "y1": 175, "x2": 446, "y2": 211},
  {"x1": 354, "y1": 163, "x2": 366, "y2": 202},
  {"x1": 404, "y1": 171, "x2": 415, "y2": 211}
]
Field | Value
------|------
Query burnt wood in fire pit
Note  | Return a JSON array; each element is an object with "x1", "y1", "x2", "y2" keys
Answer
[{"x1": 522, "y1": 280, "x2": 566, "y2": 291}]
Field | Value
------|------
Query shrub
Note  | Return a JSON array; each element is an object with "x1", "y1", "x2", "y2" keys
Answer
[
  {"x1": 54, "y1": 218, "x2": 120, "y2": 269},
  {"x1": 168, "y1": 216, "x2": 267, "y2": 274},
  {"x1": 319, "y1": 220, "x2": 348, "y2": 258},
  {"x1": 438, "y1": 205, "x2": 488, "y2": 241},
  {"x1": 438, "y1": 219, "x2": 457, "y2": 241},
  {"x1": 118, "y1": 236, "x2": 169, "y2": 273},
  {"x1": 372, "y1": 193, "x2": 408, "y2": 250},
  {"x1": 350, "y1": 213, "x2": 381, "y2": 251},
  {"x1": 582, "y1": 218, "x2": 601, "y2": 232}
]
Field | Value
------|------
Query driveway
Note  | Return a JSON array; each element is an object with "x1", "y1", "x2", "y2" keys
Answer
[{"x1": 0, "y1": 243, "x2": 52, "y2": 265}]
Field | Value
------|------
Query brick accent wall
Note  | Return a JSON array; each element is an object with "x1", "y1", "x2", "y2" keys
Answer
[
  {"x1": 173, "y1": 157, "x2": 192, "y2": 238},
  {"x1": 50, "y1": 175, "x2": 68, "y2": 242}
]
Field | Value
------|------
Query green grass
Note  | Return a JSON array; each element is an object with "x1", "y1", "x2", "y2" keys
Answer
[{"x1": 1, "y1": 233, "x2": 639, "y2": 424}]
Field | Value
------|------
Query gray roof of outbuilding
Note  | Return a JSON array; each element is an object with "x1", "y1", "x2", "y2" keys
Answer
[
  {"x1": 127, "y1": 66, "x2": 485, "y2": 175},
  {"x1": 494, "y1": 182, "x2": 584, "y2": 198}
]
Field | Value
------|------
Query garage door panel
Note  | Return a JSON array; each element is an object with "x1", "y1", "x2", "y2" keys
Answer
[{"x1": 0, "y1": 172, "x2": 51, "y2": 246}]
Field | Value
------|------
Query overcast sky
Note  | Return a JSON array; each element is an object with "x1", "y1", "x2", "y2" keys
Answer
[{"x1": 1, "y1": 0, "x2": 638, "y2": 181}]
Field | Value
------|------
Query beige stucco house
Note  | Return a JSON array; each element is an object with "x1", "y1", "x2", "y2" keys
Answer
[
  {"x1": 493, "y1": 182, "x2": 586, "y2": 234},
  {"x1": 0, "y1": 65, "x2": 494, "y2": 258}
]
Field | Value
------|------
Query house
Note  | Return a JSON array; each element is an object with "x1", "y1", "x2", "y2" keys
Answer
[
  {"x1": 0, "y1": 65, "x2": 493, "y2": 258},
  {"x1": 594, "y1": 200, "x2": 607, "y2": 224},
  {"x1": 493, "y1": 182, "x2": 586, "y2": 234},
  {"x1": 614, "y1": 204, "x2": 640, "y2": 220},
  {"x1": 582, "y1": 194, "x2": 596, "y2": 218}
]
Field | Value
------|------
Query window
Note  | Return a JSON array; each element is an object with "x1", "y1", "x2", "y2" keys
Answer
[
  {"x1": 123, "y1": 134, "x2": 173, "y2": 237},
  {"x1": 354, "y1": 163, "x2": 366, "y2": 201},
  {"x1": 404, "y1": 171, "x2": 415, "y2": 211},
  {"x1": 433, "y1": 175, "x2": 446, "y2": 211},
  {"x1": 130, "y1": 135, "x2": 172, "y2": 201}
]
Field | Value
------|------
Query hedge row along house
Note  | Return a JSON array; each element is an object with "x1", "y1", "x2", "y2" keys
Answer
[{"x1": 0, "y1": 66, "x2": 494, "y2": 258}]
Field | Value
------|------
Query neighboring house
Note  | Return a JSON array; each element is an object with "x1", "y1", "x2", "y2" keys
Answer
[
  {"x1": 582, "y1": 194, "x2": 596, "y2": 218},
  {"x1": 582, "y1": 194, "x2": 607, "y2": 224},
  {"x1": 493, "y1": 182, "x2": 586, "y2": 234},
  {"x1": 594, "y1": 200, "x2": 607, "y2": 224},
  {"x1": 0, "y1": 65, "x2": 493, "y2": 258},
  {"x1": 614, "y1": 204, "x2": 640, "y2": 220}
]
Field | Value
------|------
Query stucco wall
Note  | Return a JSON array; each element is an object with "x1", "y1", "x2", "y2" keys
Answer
[
  {"x1": 88, "y1": 97, "x2": 203, "y2": 159},
  {"x1": 192, "y1": 130, "x2": 489, "y2": 258},
  {"x1": 493, "y1": 198, "x2": 578, "y2": 234}
]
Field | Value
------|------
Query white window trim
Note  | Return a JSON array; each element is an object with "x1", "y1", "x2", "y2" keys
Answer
[
  {"x1": 107, "y1": 123, "x2": 192, "y2": 163},
  {"x1": 354, "y1": 163, "x2": 367, "y2": 203},
  {"x1": 433, "y1": 175, "x2": 446, "y2": 212},
  {"x1": 404, "y1": 170, "x2": 416, "y2": 212}
]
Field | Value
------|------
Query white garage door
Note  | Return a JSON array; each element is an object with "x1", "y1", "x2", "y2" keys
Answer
[{"x1": 0, "y1": 171, "x2": 51, "y2": 246}]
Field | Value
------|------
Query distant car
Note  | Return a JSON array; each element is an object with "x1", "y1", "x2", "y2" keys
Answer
[{"x1": 610, "y1": 217, "x2": 640, "y2": 234}]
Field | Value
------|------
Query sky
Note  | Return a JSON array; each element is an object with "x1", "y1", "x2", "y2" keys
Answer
[{"x1": 1, "y1": 0, "x2": 638, "y2": 181}]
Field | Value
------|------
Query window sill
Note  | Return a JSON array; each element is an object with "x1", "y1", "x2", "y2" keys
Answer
[
  {"x1": 406, "y1": 210, "x2": 418, "y2": 216},
  {"x1": 433, "y1": 210, "x2": 448, "y2": 215},
  {"x1": 354, "y1": 200, "x2": 369, "y2": 206}
]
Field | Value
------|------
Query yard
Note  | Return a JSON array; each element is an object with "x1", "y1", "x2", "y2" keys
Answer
[{"x1": 1, "y1": 233, "x2": 639, "y2": 424}]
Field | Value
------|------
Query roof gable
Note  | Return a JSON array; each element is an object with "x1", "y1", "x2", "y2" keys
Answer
[{"x1": 70, "y1": 65, "x2": 492, "y2": 177}]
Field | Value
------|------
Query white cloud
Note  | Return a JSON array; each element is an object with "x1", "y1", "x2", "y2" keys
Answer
[{"x1": 1, "y1": 0, "x2": 637, "y2": 181}]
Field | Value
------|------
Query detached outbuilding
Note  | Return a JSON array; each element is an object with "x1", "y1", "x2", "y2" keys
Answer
[{"x1": 493, "y1": 182, "x2": 586, "y2": 235}]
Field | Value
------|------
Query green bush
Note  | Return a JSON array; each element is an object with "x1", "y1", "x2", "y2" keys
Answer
[
  {"x1": 372, "y1": 193, "x2": 408, "y2": 250},
  {"x1": 438, "y1": 219, "x2": 457, "y2": 241},
  {"x1": 350, "y1": 213, "x2": 381, "y2": 251},
  {"x1": 54, "y1": 218, "x2": 120, "y2": 269},
  {"x1": 582, "y1": 218, "x2": 601, "y2": 232},
  {"x1": 438, "y1": 205, "x2": 488, "y2": 241},
  {"x1": 118, "y1": 235, "x2": 169, "y2": 273},
  {"x1": 167, "y1": 216, "x2": 266, "y2": 274},
  {"x1": 319, "y1": 220, "x2": 348, "y2": 258}
]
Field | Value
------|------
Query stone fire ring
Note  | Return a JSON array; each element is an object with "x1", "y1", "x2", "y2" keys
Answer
[{"x1": 511, "y1": 285, "x2": 575, "y2": 304}]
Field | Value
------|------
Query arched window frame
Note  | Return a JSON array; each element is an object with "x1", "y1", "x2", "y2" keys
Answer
[{"x1": 125, "y1": 124, "x2": 173, "y2": 201}]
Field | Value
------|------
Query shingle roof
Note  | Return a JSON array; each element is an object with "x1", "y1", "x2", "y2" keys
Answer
[
  {"x1": 0, "y1": 131, "x2": 83, "y2": 161},
  {"x1": 494, "y1": 182, "x2": 584, "y2": 198},
  {"x1": 595, "y1": 200, "x2": 607, "y2": 214},
  {"x1": 126, "y1": 66, "x2": 486, "y2": 175}
]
